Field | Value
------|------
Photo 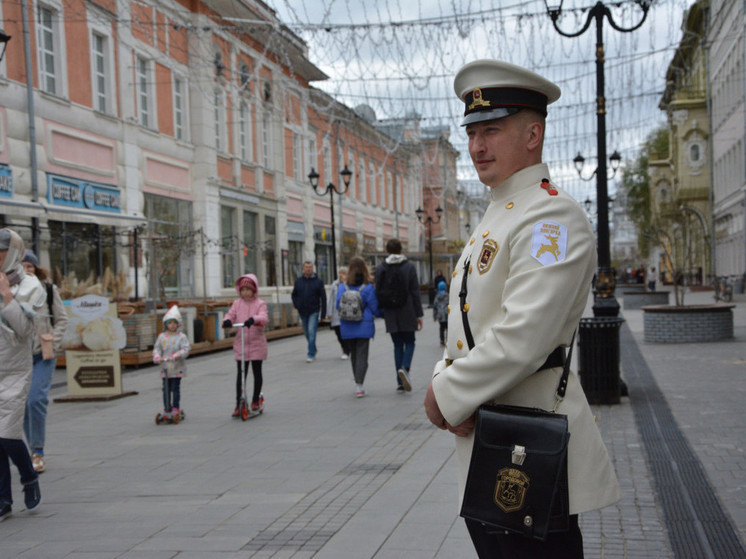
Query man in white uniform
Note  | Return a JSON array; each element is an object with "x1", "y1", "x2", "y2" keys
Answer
[{"x1": 424, "y1": 60, "x2": 620, "y2": 558}]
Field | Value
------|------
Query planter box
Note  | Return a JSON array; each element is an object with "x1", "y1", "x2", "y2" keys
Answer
[
  {"x1": 643, "y1": 304, "x2": 735, "y2": 343},
  {"x1": 623, "y1": 291, "x2": 670, "y2": 310}
]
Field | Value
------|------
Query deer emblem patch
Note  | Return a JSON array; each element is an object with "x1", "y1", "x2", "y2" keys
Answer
[{"x1": 531, "y1": 221, "x2": 568, "y2": 266}]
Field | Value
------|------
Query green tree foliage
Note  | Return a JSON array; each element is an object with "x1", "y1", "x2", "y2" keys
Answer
[{"x1": 620, "y1": 125, "x2": 669, "y2": 259}]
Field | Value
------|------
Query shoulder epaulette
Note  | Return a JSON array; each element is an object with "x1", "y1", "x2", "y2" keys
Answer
[{"x1": 540, "y1": 178, "x2": 558, "y2": 196}]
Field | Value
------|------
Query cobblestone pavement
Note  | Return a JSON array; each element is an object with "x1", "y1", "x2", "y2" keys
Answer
[{"x1": 0, "y1": 288, "x2": 743, "y2": 558}]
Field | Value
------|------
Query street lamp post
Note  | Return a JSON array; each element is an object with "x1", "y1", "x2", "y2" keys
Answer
[
  {"x1": 0, "y1": 29, "x2": 11, "y2": 63},
  {"x1": 308, "y1": 165, "x2": 352, "y2": 280},
  {"x1": 545, "y1": 0, "x2": 650, "y2": 316},
  {"x1": 416, "y1": 204, "x2": 443, "y2": 305}
]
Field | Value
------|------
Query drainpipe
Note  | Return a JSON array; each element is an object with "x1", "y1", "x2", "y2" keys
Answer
[{"x1": 21, "y1": 0, "x2": 40, "y2": 253}]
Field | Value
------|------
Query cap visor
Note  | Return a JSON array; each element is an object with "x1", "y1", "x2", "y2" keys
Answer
[{"x1": 460, "y1": 107, "x2": 514, "y2": 126}]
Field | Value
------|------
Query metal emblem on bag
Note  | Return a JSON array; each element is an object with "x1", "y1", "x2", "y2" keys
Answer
[{"x1": 494, "y1": 467, "x2": 530, "y2": 513}]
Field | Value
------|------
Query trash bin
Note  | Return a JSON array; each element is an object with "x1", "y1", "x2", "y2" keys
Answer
[{"x1": 578, "y1": 317, "x2": 624, "y2": 405}]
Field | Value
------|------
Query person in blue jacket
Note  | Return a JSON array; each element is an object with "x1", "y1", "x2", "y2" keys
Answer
[{"x1": 336, "y1": 256, "x2": 382, "y2": 398}]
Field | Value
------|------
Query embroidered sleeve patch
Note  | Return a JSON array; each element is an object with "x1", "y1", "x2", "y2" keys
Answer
[{"x1": 531, "y1": 221, "x2": 568, "y2": 266}]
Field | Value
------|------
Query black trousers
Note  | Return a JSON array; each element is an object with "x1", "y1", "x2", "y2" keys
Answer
[
  {"x1": 236, "y1": 360, "x2": 263, "y2": 405},
  {"x1": 332, "y1": 325, "x2": 350, "y2": 355},
  {"x1": 465, "y1": 515, "x2": 584, "y2": 559}
]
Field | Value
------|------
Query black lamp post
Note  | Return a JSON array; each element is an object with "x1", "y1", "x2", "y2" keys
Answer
[
  {"x1": 0, "y1": 29, "x2": 10, "y2": 63},
  {"x1": 416, "y1": 204, "x2": 443, "y2": 305},
  {"x1": 545, "y1": 0, "x2": 649, "y2": 316},
  {"x1": 308, "y1": 165, "x2": 352, "y2": 280}
]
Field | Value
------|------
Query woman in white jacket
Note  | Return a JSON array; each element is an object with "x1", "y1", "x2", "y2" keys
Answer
[{"x1": 0, "y1": 229, "x2": 45, "y2": 521}]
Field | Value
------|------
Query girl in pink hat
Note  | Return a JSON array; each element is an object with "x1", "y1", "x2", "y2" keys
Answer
[{"x1": 222, "y1": 274, "x2": 268, "y2": 416}]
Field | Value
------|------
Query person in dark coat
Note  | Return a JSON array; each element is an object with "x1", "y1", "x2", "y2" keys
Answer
[
  {"x1": 374, "y1": 239, "x2": 424, "y2": 392},
  {"x1": 291, "y1": 261, "x2": 327, "y2": 363}
]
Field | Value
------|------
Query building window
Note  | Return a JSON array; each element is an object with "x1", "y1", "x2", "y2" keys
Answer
[
  {"x1": 144, "y1": 194, "x2": 195, "y2": 299},
  {"x1": 214, "y1": 90, "x2": 226, "y2": 152},
  {"x1": 91, "y1": 33, "x2": 109, "y2": 112},
  {"x1": 359, "y1": 157, "x2": 366, "y2": 203},
  {"x1": 221, "y1": 206, "x2": 237, "y2": 288},
  {"x1": 243, "y1": 210, "x2": 258, "y2": 275},
  {"x1": 323, "y1": 144, "x2": 332, "y2": 185},
  {"x1": 308, "y1": 137, "x2": 317, "y2": 175},
  {"x1": 262, "y1": 110, "x2": 271, "y2": 169},
  {"x1": 136, "y1": 56, "x2": 151, "y2": 128},
  {"x1": 288, "y1": 240, "x2": 303, "y2": 283},
  {"x1": 264, "y1": 215, "x2": 277, "y2": 286},
  {"x1": 173, "y1": 75, "x2": 185, "y2": 140},
  {"x1": 239, "y1": 102, "x2": 251, "y2": 162},
  {"x1": 292, "y1": 132, "x2": 301, "y2": 181},
  {"x1": 37, "y1": 5, "x2": 59, "y2": 94}
]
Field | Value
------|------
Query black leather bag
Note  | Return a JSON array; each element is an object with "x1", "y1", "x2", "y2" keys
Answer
[
  {"x1": 456, "y1": 257, "x2": 572, "y2": 541},
  {"x1": 460, "y1": 404, "x2": 570, "y2": 540}
]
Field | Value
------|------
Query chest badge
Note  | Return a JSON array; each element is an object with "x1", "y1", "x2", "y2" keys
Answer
[{"x1": 477, "y1": 238, "x2": 499, "y2": 275}]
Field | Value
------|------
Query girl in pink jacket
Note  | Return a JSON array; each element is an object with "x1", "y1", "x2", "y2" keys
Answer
[{"x1": 222, "y1": 274, "x2": 269, "y2": 416}]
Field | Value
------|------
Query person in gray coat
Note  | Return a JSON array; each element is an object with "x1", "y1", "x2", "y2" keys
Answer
[
  {"x1": 374, "y1": 238, "x2": 424, "y2": 392},
  {"x1": 0, "y1": 229, "x2": 45, "y2": 520}
]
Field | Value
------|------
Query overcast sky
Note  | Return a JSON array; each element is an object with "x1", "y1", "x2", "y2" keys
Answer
[{"x1": 264, "y1": 0, "x2": 692, "y2": 201}]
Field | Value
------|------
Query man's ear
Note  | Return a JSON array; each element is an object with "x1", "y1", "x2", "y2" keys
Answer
[{"x1": 526, "y1": 121, "x2": 544, "y2": 152}]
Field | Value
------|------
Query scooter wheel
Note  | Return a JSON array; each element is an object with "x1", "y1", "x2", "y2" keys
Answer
[
  {"x1": 172, "y1": 413, "x2": 180, "y2": 424},
  {"x1": 155, "y1": 413, "x2": 162, "y2": 424}
]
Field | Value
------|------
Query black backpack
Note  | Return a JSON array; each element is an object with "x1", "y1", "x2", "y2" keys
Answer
[{"x1": 377, "y1": 262, "x2": 409, "y2": 309}]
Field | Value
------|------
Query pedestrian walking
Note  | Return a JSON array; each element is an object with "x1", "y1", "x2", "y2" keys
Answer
[
  {"x1": 0, "y1": 229, "x2": 44, "y2": 521},
  {"x1": 291, "y1": 261, "x2": 326, "y2": 363},
  {"x1": 222, "y1": 274, "x2": 269, "y2": 416},
  {"x1": 336, "y1": 257, "x2": 381, "y2": 398},
  {"x1": 152, "y1": 305, "x2": 190, "y2": 421},
  {"x1": 423, "y1": 60, "x2": 620, "y2": 558},
  {"x1": 647, "y1": 265, "x2": 658, "y2": 292},
  {"x1": 432, "y1": 280, "x2": 448, "y2": 346},
  {"x1": 22, "y1": 250, "x2": 69, "y2": 473},
  {"x1": 327, "y1": 267, "x2": 351, "y2": 360},
  {"x1": 374, "y1": 239, "x2": 423, "y2": 393}
]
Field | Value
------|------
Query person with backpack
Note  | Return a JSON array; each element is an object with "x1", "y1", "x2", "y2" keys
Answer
[
  {"x1": 374, "y1": 238, "x2": 424, "y2": 393},
  {"x1": 336, "y1": 257, "x2": 381, "y2": 398}
]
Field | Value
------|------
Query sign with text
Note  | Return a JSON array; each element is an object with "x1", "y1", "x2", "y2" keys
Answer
[
  {"x1": 47, "y1": 174, "x2": 122, "y2": 213},
  {"x1": 63, "y1": 295, "x2": 127, "y2": 398},
  {"x1": 0, "y1": 164, "x2": 12, "y2": 198}
]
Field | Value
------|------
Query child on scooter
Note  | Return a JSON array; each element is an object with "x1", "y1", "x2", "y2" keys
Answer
[
  {"x1": 222, "y1": 274, "x2": 268, "y2": 417},
  {"x1": 152, "y1": 305, "x2": 190, "y2": 419}
]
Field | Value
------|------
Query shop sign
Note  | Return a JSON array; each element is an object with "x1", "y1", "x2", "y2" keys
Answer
[
  {"x1": 0, "y1": 165, "x2": 12, "y2": 198},
  {"x1": 48, "y1": 174, "x2": 122, "y2": 213}
]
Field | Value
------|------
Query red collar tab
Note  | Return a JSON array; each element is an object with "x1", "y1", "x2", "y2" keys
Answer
[{"x1": 540, "y1": 178, "x2": 558, "y2": 196}]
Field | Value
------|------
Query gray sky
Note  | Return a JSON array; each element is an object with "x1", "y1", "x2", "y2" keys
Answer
[{"x1": 265, "y1": 0, "x2": 692, "y2": 201}]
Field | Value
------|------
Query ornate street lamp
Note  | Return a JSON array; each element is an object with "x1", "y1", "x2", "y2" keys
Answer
[
  {"x1": 545, "y1": 0, "x2": 650, "y2": 316},
  {"x1": 308, "y1": 165, "x2": 352, "y2": 278},
  {"x1": 0, "y1": 29, "x2": 10, "y2": 63},
  {"x1": 416, "y1": 204, "x2": 443, "y2": 305}
]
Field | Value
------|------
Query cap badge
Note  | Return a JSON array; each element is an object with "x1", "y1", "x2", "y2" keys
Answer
[
  {"x1": 477, "y1": 238, "x2": 499, "y2": 275},
  {"x1": 468, "y1": 88, "x2": 491, "y2": 111}
]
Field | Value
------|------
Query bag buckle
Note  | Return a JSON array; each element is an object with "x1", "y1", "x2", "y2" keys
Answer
[{"x1": 511, "y1": 445, "x2": 526, "y2": 466}]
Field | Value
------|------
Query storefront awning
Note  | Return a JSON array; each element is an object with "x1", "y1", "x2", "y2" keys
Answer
[
  {"x1": 0, "y1": 199, "x2": 46, "y2": 220},
  {"x1": 0, "y1": 200, "x2": 147, "y2": 229},
  {"x1": 42, "y1": 205, "x2": 147, "y2": 229}
]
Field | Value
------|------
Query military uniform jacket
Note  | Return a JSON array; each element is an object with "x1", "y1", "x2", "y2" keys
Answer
[{"x1": 431, "y1": 163, "x2": 621, "y2": 515}]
